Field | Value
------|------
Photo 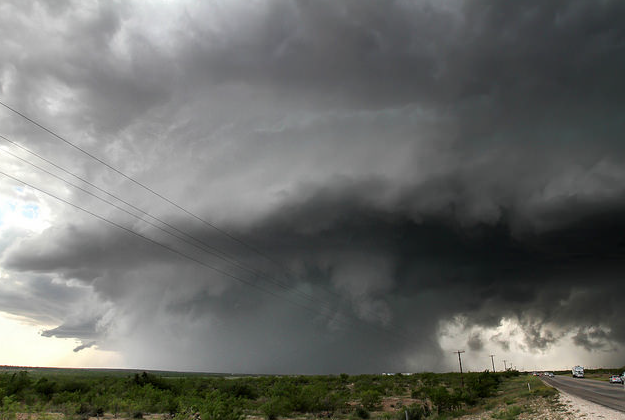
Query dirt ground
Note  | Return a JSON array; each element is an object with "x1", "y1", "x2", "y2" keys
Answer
[{"x1": 455, "y1": 391, "x2": 625, "y2": 420}]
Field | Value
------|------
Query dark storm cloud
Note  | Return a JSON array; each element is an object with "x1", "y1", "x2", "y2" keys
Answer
[
  {"x1": 239, "y1": 179, "x2": 625, "y2": 342},
  {"x1": 0, "y1": 272, "x2": 93, "y2": 326},
  {"x1": 3, "y1": 222, "x2": 185, "y2": 277},
  {"x1": 572, "y1": 328, "x2": 613, "y2": 352},
  {"x1": 176, "y1": 0, "x2": 625, "y2": 114},
  {"x1": 73, "y1": 341, "x2": 96, "y2": 353},
  {"x1": 7, "y1": 173, "x2": 625, "y2": 370},
  {"x1": 42, "y1": 319, "x2": 99, "y2": 340},
  {"x1": 467, "y1": 333, "x2": 483, "y2": 352},
  {"x1": 1, "y1": 0, "x2": 625, "y2": 372}
]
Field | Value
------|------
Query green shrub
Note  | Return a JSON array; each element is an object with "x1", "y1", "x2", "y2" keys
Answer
[
  {"x1": 260, "y1": 396, "x2": 291, "y2": 420},
  {"x1": 34, "y1": 378, "x2": 56, "y2": 399},
  {"x1": 530, "y1": 387, "x2": 557, "y2": 398},
  {"x1": 1, "y1": 396, "x2": 21, "y2": 420},
  {"x1": 5, "y1": 372, "x2": 31, "y2": 397},
  {"x1": 395, "y1": 403, "x2": 430, "y2": 420},
  {"x1": 354, "y1": 406, "x2": 370, "y2": 419},
  {"x1": 359, "y1": 390, "x2": 382, "y2": 411},
  {"x1": 422, "y1": 386, "x2": 451, "y2": 413},
  {"x1": 420, "y1": 373, "x2": 440, "y2": 387},
  {"x1": 218, "y1": 382, "x2": 257, "y2": 400},
  {"x1": 492, "y1": 405, "x2": 523, "y2": 419},
  {"x1": 465, "y1": 371, "x2": 500, "y2": 399}
]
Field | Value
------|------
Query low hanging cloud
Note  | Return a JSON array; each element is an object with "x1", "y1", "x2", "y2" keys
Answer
[
  {"x1": 73, "y1": 341, "x2": 97, "y2": 353},
  {"x1": 0, "y1": 0, "x2": 625, "y2": 372}
]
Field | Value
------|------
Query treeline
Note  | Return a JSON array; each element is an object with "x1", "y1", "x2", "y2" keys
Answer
[{"x1": 0, "y1": 370, "x2": 520, "y2": 420}]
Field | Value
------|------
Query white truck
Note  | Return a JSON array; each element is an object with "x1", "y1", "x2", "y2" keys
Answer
[{"x1": 572, "y1": 366, "x2": 584, "y2": 378}]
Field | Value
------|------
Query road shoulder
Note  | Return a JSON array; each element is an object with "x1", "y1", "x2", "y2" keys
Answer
[{"x1": 558, "y1": 390, "x2": 625, "y2": 419}]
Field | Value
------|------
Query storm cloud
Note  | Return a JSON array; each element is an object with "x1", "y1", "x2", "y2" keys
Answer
[{"x1": 0, "y1": 0, "x2": 624, "y2": 373}]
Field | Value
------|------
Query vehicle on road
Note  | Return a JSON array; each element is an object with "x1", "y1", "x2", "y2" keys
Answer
[
  {"x1": 545, "y1": 372, "x2": 554, "y2": 377},
  {"x1": 572, "y1": 365, "x2": 584, "y2": 378},
  {"x1": 609, "y1": 375, "x2": 623, "y2": 384}
]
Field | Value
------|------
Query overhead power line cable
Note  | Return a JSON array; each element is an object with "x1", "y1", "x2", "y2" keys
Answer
[
  {"x1": 0, "y1": 100, "x2": 347, "y2": 303},
  {"x1": 1, "y1": 134, "x2": 415, "y2": 342},
  {"x1": 0, "y1": 137, "x2": 340, "y2": 313},
  {"x1": 0, "y1": 170, "x2": 340, "y2": 328},
  {"x1": 0, "y1": 169, "x2": 414, "y2": 344},
  {"x1": 0, "y1": 101, "x2": 277, "y2": 261},
  {"x1": 0, "y1": 100, "x2": 416, "y2": 341}
]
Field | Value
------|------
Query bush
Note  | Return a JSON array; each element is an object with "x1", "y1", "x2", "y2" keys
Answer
[
  {"x1": 6, "y1": 372, "x2": 31, "y2": 397},
  {"x1": 77, "y1": 402, "x2": 104, "y2": 417},
  {"x1": 422, "y1": 386, "x2": 451, "y2": 413},
  {"x1": 419, "y1": 373, "x2": 440, "y2": 387},
  {"x1": 218, "y1": 381, "x2": 257, "y2": 400},
  {"x1": 395, "y1": 403, "x2": 430, "y2": 420},
  {"x1": 260, "y1": 396, "x2": 291, "y2": 420},
  {"x1": 530, "y1": 387, "x2": 557, "y2": 398},
  {"x1": 354, "y1": 406, "x2": 370, "y2": 419},
  {"x1": 1, "y1": 396, "x2": 21, "y2": 420},
  {"x1": 492, "y1": 405, "x2": 523, "y2": 419},
  {"x1": 359, "y1": 390, "x2": 382, "y2": 411},
  {"x1": 465, "y1": 371, "x2": 500, "y2": 399},
  {"x1": 34, "y1": 378, "x2": 56, "y2": 399},
  {"x1": 177, "y1": 391, "x2": 244, "y2": 420}
]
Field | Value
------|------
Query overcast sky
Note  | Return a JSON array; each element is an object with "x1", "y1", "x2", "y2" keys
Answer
[{"x1": 1, "y1": 0, "x2": 625, "y2": 374}]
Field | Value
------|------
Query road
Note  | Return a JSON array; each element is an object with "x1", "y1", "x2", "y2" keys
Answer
[{"x1": 542, "y1": 375, "x2": 625, "y2": 412}]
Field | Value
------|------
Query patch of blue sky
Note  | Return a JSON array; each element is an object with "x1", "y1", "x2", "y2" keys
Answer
[{"x1": 21, "y1": 204, "x2": 39, "y2": 219}]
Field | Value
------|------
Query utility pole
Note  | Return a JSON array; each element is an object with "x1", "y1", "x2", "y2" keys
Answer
[
  {"x1": 503, "y1": 359, "x2": 507, "y2": 371},
  {"x1": 454, "y1": 350, "x2": 466, "y2": 388},
  {"x1": 489, "y1": 355, "x2": 496, "y2": 372}
]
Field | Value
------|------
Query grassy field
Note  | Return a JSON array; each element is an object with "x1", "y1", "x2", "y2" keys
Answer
[{"x1": 0, "y1": 367, "x2": 569, "y2": 420}]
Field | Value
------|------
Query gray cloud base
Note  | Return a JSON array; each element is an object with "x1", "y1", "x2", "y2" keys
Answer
[{"x1": 0, "y1": 0, "x2": 624, "y2": 372}]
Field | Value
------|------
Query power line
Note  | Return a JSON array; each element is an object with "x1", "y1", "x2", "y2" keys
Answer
[
  {"x1": 0, "y1": 102, "x2": 417, "y2": 340},
  {"x1": 0, "y1": 137, "x2": 415, "y2": 342},
  {"x1": 0, "y1": 168, "x2": 416, "y2": 345},
  {"x1": 0, "y1": 170, "x2": 345, "y2": 328},
  {"x1": 0, "y1": 135, "x2": 340, "y2": 313},
  {"x1": 0, "y1": 102, "x2": 347, "y2": 302},
  {"x1": 0, "y1": 100, "x2": 296, "y2": 276},
  {"x1": 0, "y1": 100, "x2": 378, "y2": 313}
]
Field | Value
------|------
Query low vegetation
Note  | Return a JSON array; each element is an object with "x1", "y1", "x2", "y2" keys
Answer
[{"x1": 0, "y1": 367, "x2": 559, "y2": 420}]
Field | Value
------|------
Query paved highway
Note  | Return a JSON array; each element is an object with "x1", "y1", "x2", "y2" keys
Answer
[{"x1": 542, "y1": 375, "x2": 625, "y2": 412}]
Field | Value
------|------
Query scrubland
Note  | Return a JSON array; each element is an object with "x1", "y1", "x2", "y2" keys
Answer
[{"x1": 0, "y1": 368, "x2": 559, "y2": 420}]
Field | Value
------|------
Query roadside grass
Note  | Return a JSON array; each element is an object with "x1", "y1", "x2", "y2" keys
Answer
[
  {"x1": 423, "y1": 375, "x2": 558, "y2": 420},
  {"x1": 582, "y1": 372, "x2": 610, "y2": 381}
]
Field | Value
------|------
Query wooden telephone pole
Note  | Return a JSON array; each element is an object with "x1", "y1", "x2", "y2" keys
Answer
[
  {"x1": 454, "y1": 350, "x2": 466, "y2": 388},
  {"x1": 489, "y1": 355, "x2": 496, "y2": 372}
]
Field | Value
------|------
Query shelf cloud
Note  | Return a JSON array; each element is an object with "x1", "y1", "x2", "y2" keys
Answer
[{"x1": 1, "y1": 0, "x2": 624, "y2": 372}]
